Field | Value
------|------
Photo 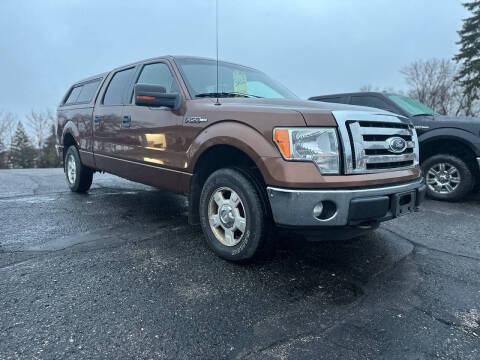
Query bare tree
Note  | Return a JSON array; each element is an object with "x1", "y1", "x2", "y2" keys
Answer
[
  {"x1": 359, "y1": 84, "x2": 404, "y2": 95},
  {"x1": 26, "y1": 109, "x2": 54, "y2": 149},
  {"x1": 400, "y1": 58, "x2": 478, "y2": 116},
  {"x1": 359, "y1": 84, "x2": 376, "y2": 92},
  {"x1": 0, "y1": 110, "x2": 17, "y2": 150}
]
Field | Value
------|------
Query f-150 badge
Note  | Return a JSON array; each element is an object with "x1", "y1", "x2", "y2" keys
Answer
[{"x1": 185, "y1": 116, "x2": 207, "y2": 123}]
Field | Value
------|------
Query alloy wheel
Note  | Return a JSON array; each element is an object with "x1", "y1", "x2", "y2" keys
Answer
[
  {"x1": 426, "y1": 162, "x2": 461, "y2": 194},
  {"x1": 208, "y1": 187, "x2": 247, "y2": 246},
  {"x1": 66, "y1": 154, "x2": 77, "y2": 185}
]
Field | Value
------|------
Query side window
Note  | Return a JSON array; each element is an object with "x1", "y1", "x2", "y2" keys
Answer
[
  {"x1": 103, "y1": 68, "x2": 135, "y2": 105},
  {"x1": 319, "y1": 96, "x2": 348, "y2": 104},
  {"x1": 76, "y1": 79, "x2": 101, "y2": 103},
  {"x1": 135, "y1": 63, "x2": 179, "y2": 95},
  {"x1": 65, "y1": 86, "x2": 82, "y2": 104},
  {"x1": 351, "y1": 96, "x2": 390, "y2": 111}
]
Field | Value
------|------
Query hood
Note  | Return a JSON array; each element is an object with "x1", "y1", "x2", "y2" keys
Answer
[
  {"x1": 432, "y1": 114, "x2": 480, "y2": 123},
  {"x1": 204, "y1": 97, "x2": 391, "y2": 126},
  {"x1": 413, "y1": 114, "x2": 480, "y2": 124},
  {"x1": 205, "y1": 97, "x2": 380, "y2": 112},
  {"x1": 413, "y1": 114, "x2": 480, "y2": 131}
]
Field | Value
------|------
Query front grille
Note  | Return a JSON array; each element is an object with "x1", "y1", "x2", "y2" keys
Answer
[
  {"x1": 334, "y1": 111, "x2": 419, "y2": 174},
  {"x1": 364, "y1": 148, "x2": 414, "y2": 156}
]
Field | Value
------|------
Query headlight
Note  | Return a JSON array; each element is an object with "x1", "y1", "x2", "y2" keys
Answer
[{"x1": 273, "y1": 127, "x2": 340, "y2": 174}]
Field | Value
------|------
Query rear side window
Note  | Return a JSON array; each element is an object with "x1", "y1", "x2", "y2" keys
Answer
[
  {"x1": 65, "y1": 86, "x2": 82, "y2": 104},
  {"x1": 76, "y1": 79, "x2": 101, "y2": 103},
  {"x1": 103, "y1": 68, "x2": 135, "y2": 105},
  {"x1": 350, "y1": 96, "x2": 390, "y2": 111},
  {"x1": 318, "y1": 96, "x2": 347, "y2": 104}
]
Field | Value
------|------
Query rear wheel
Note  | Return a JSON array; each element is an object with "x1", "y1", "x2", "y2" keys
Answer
[
  {"x1": 64, "y1": 145, "x2": 93, "y2": 193},
  {"x1": 422, "y1": 154, "x2": 473, "y2": 201},
  {"x1": 199, "y1": 168, "x2": 271, "y2": 262}
]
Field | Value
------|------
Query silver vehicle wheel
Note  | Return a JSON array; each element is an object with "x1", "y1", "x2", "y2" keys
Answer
[
  {"x1": 426, "y1": 162, "x2": 461, "y2": 194},
  {"x1": 66, "y1": 154, "x2": 77, "y2": 185},
  {"x1": 208, "y1": 187, "x2": 247, "y2": 247}
]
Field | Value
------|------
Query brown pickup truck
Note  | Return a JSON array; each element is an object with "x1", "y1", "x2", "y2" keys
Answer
[{"x1": 56, "y1": 56, "x2": 426, "y2": 261}]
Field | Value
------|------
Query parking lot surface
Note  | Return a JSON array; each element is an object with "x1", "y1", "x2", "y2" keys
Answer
[{"x1": 1, "y1": 168, "x2": 479, "y2": 359}]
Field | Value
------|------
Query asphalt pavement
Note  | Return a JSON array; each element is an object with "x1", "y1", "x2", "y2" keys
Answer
[{"x1": 1, "y1": 168, "x2": 479, "y2": 359}]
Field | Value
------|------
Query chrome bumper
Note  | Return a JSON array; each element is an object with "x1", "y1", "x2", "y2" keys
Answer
[
  {"x1": 267, "y1": 178, "x2": 426, "y2": 227},
  {"x1": 477, "y1": 157, "x2": 480, "y2": 168}
]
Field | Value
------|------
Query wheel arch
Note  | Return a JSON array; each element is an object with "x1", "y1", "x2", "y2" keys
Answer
[
  {"x1": 186, "y1": 120, "x2": 278, "y2": 173},
  {"x1": 419, "y1": 133, "x2": 480, "y2": 186},
  {"x1": 61, "y1": 121, "x2": 80, "y2": 161},
  {"x1": 418, "y1": 128, "x2": 480, "y2": 158},
  {"x1": 188, "y1": 122, "x2": 279, "y2": 224}
]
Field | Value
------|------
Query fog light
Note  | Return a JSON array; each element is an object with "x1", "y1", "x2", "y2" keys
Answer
[
  {"x1": 313, "y1": 200, "x2": 337, "y2": 220},
  {"x1": 313, "y1": 202, "x2": 324, "y2": 218}
]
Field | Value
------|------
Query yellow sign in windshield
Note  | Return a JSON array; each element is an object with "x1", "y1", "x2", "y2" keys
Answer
[{"x1": 233, "y1": 70, "x2": 248, "y2": 94}]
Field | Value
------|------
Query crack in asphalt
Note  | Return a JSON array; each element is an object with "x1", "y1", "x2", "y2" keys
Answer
[
  {"x1": 0, "y1": 222, "x2": 190, "y2": 253},
  {"x1": 0, "y1": 183, "x2": 156, "y2": 201},
  {"x1": 410, "y1": 305, "x2": 479, "y2": 338},
  {"x1": 0, "y1": 257, "x2": 36, "y2": 270},
  {"x1": 0, "y1": 190, "x2": 70, "y2": 200},
  {"x1": 237, "y1": 329, "x2": 321, "y2": 359},
  {"x1": 382, "y1": 227, "x2": 480, "y2": 262}
]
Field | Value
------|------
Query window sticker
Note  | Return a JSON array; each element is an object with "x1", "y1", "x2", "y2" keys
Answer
[{"x1": 233, "y1": 71, "x2": 248, "y2": 94}]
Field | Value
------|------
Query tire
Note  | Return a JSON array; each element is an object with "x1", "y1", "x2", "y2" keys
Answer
[
  {"x1": 64, "y1": 145, "x2": 93, "y2": 193},
  {"x1": 422, "y1": 154, "x2": 473, "y2": 201},
  {"x1": 199, "y1": 168, "x2": 271, "y2": 262}
]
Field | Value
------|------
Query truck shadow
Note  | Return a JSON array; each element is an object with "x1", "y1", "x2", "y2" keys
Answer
[{"x1": 80, "y1": 186, "x2": 414, "y2": 307}]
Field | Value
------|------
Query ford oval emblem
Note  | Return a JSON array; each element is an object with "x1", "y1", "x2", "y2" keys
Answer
[{"x1": 386, "y1": 136, "x2": 407, "y2": 153}]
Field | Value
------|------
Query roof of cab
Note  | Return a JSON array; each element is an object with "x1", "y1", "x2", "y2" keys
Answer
[
  {"x1": 72, "y1": 72, "x2": 108, "y2": 87},
  {"x1": 72, "y1": 55, "x2": 260, "y2": 87},
  {"x1": 109, "y1": 55, "x2": 258, "y2": 72}
]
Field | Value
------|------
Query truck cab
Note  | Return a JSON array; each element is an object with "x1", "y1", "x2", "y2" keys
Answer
[{"x1": 57, "y1": 56, "x2": 425, "y2": 261}]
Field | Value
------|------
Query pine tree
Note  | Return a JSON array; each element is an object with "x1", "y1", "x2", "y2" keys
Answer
[
  {"x1": 38, "y1": 124, "x2": 61, "y2": 168},
  {"x1": 0, "y1": 137, "x2": 6, "y2": 169},
  {"x1": 9, "y1": 122, "x2": 35, "y2": 169},
  {"x1": 454, "y1": 1, "x2": 480, "y2": 108}
]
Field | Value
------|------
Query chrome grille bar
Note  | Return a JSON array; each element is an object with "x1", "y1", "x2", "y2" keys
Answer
[
  {"x1": 357, "y1": 127, "x2": 411, "y2": 136},
  {"x1": 365, "y1": 153, "x2": 416, "y2": 164},
  {"x1": 363, "y1": 140, "x2": 415, "y2": 150},
  {"x1": 332, "y1": 110, "x2": 419, "y2": 174}
]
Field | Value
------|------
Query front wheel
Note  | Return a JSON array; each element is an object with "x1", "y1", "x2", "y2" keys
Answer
[
  {"x1": 199, "y1": 168, "x2": 271, "y2": 262},
  {"x1": 423, "y1": 154, "x2": 473, "y2": 201},
  {"x1": 64, "y1": 145, "x2": 93, "y2": 193}
]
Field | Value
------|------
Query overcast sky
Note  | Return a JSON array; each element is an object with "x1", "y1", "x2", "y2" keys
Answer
[{"x1": 0, "y1": 0, "x2": 468, "y2": 117}]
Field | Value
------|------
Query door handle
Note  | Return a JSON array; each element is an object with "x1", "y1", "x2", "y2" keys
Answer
[
  {"x1": 122, "y1": 115, "x2": 131, "y2": 128},
  {"x1": 94, "y1": 115, "x2": 102, "y2": 127}
]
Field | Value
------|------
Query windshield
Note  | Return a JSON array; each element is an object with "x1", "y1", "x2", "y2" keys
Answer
[
  {"x1": 388, "y1": 95, "x2": 438, "y2": 116},
  {"x1": 174, "y1": 58, "x2": 297, "y2": 99}
]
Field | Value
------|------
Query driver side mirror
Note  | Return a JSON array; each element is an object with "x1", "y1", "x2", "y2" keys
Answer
[{"x1": 134, "y1": 83, "x2": 181, "y2": 110}]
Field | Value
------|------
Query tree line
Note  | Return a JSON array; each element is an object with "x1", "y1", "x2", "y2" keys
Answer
[{"x1": 0, "y1": 110, "x2": 60, "y2": 169}]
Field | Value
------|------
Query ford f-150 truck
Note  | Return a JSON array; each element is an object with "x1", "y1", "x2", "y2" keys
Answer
[{"x1": 57, "y1": 56, "x2": 426, "y2": 261}]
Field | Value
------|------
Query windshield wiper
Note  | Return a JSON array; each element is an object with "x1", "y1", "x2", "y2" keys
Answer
[{"x1": 195, "y1": 92, "x2": 263, "y2": 99}]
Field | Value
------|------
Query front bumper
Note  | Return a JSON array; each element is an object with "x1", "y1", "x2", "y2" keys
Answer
[{"x1": 267, "y1": 178, "x2": 426, "y2": 227}]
